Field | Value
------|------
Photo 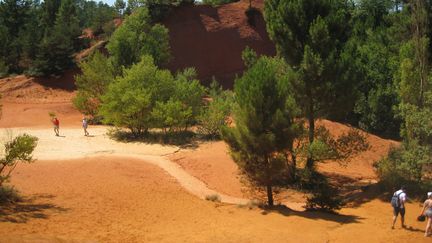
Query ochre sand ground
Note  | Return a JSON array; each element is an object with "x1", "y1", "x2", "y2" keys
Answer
[
  {"x1": 0, "y1": 157, "x2": 430, "y2": 242},
  {"x1": 0, "y1": 74, "x2": 430, "y2": 242}
]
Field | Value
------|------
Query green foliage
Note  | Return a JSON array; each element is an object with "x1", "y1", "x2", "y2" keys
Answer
[
  {"x1": 100, "y1": 55, "x2": 204, "y2": 135},
  {"x1": 90, "y1": 2, "x2": 116, "y2": 36},
  {"x1": 152, "y1": 99, "x2": 192, "y2": 132},
  {"x1": 264, "y1": 0, "x2": 354, "y2": 169},
  {"x1": 0, "y1": 134, "x2": 38, "y2": 187},
  {"x1": 100, "y1": 55, "x2": 170, "y2": 135},
  {"x1": 305, "y1": 174, "x2": 345, "y2": 212},
  {"x1": 222, "y1": 56, "x2": 302, "y2": 206},
  {"x1": 73, "y1": 51, "x2": 114, "y2": 119},
  {"x1": 201, "y1": 0, "x2": 237, "y2": 6},
  {"x1": 107, "y1": 7, "x2": 170, "y2": 74},
  {"x1": 198, "y1": 81, "x2": 233, "y2": 139},
  {"x1": 241, "y1": 46, "x2": 258, "y2": 68},
  {"x1": 35, "y1": 0, "x2": 81, "y2": 75}
]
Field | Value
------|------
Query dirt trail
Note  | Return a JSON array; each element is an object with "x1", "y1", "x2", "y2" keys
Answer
[{"x1": 0, "y1": 127, "x2": 248, "y2": 205}]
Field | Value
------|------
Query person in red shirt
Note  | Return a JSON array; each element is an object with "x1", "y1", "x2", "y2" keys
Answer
[{"x1": 52, "y1": 117, "x2": 60, "y2": 136}]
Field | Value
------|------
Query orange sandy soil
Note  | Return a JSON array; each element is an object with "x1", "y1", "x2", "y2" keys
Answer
[
  {"x1": 0, "y1": 75, "x2": 429, "y2": 241},
  {"x1": 0, "y1": 72, "x2": 82, "y2": 128},
  {"x1": 0, "y1": 157, "x2": 429, "y2": 243}
]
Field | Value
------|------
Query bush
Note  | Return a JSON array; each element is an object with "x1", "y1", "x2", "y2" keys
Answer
[
  {"x1": 100, "y1": 55, "x2": 173, "y2": 135},
  {"x1": 375, "y1": 143, "x2": 430, "y2": 193},
  {"x1": 0, "y1": 185, "x2": 21, "y2": 204},
  {"x1": 305, "y1": 175, "x2": 345, "y2": 212},
  {"x1": 0, "y1": 134, "x2": 38, "y2": 187},
  {"x1": 197, "y1": 81, "x2": 233, "y2": 139},
  {"x1": 100, "y1": 56, "x2": 205, "y2": 135}
]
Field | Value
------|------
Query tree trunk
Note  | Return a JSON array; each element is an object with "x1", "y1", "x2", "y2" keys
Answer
[
  {"x1": 266, "y1": 184, "x2": 273, "y2": 206},
  {"x1": 291, "y1": 153, "x2": 297, "y2": 181},
  {"x1": 306, "y1": 100, "x2": 315, "y2": 169}
]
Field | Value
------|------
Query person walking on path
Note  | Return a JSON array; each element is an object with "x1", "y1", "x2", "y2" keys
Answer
[
  {"x1": 82, "y1": 117, "x2": 89, "y2": 136},
  {"x1": 52, "y1": 117, "x2": 60, "y2": 136},
  {"x1": 419, "y1": 192, "x2": 432, "y2": 237},
  {"x1": 391, "y1": 186, "x2": 407, "y2": 229}
]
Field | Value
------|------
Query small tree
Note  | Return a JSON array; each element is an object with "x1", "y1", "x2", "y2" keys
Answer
[
  {"x1": 0, "y1": 134, "x2": 38, "y2": 187},
  {"x1": 73, "y1": 51, "x2": 114, "y2": 121},
  {"x1": 99, "y1": 55, "x2": 174, "y2": 135},
  {"x1": 222, "y1": 56, "x2": 301, "y2": 206}
]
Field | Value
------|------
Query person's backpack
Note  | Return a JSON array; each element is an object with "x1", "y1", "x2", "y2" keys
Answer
[{"x1": 391, "y1": 191, "x2": 402, "y2": 208}]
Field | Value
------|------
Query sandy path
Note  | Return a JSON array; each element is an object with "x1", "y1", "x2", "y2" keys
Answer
[{"x1": 0, "y1": 127, "x2": 248, "y2": 205}]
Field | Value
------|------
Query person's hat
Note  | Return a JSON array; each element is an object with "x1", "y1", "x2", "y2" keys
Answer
[{"x1": 428, "y1": 192, "x2": 432, "y2": 198}]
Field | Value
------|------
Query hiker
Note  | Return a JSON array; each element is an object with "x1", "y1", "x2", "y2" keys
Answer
[
  {"x1": 82, "y1": 117, "x2": 89, "y2": 136},
  {"x1": 52, "y1": 117, "x2": 60, "y2": 136},
  {"x1": 391, "y1": 186, "x2": 407, "y2": 229},
  {"x1": 419, "y1": 192, "x2": 432, "y2": 237}
]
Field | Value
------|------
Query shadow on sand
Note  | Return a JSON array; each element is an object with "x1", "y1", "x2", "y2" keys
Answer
[
  {"x1": 0, "y1": 194, "x2": 67, "y2": 223},
  {"x1": 260, "y1": 205, "x2": 363, "y2": 224}
]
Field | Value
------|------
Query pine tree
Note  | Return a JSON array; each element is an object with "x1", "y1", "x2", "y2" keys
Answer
[
  {"x1": 35, "y1": 0, "x2": 80, "y2": 75},
  {"x1": 264, "y1": 0, "x2": 353, "y2": 170},
  {"x1": 222, "y1": 57, "x2": 301, "y2": 206}
]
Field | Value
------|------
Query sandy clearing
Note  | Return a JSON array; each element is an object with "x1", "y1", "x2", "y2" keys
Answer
[
  {"x1": 0, "y1": 157, "x2": 429, "y2": 243},
  {"x1": 0, "y1": 127, "x2": 248, "y2": 205}
]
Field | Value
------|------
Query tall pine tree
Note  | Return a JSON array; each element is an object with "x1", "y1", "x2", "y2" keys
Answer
[{"x1": 264, "y1": 0, "x2": 353, "y2": 170}]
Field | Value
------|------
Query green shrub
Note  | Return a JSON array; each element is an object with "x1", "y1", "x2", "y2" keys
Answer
[
  {"x1": 0, "y1": 134, "x2": 38, "y2": 187},
  {"x1": 305, "y1": 176, "x2": 345, "y2": 212},
  {"x1": 0, "y1": 185, "x2": 21, "y2": 204},
  {"x1": 201, "y1": 0, "x2": 238, "y2": 6},
  {"x1": 100, "y1": 56, "x2": 205, "y2": 135},
  {"x1": 152, "y1": 99, "x2": 192, "y2": 133},
  {"x1": 197, "y1": 81, "x2": 233, "y2": 139}
]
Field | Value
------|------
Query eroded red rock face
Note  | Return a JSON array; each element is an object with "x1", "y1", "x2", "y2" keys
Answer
[{"x1": 162, "y1": 0, "x2": 275, "y2": 88}]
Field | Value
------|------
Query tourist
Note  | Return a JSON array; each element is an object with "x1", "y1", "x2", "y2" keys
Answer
[
  {"x1": 419, "y1": 192, "x2": 432, "y2": 237},
  {"x1": 391, "y1": 186, "x2": 407, "y2": 229},
  {"x1": 82, "y1": 117, "x2": 89, "y2": 136},
  {"x1": 52, "y1": 117, "x2": 60, "y2": 136}
]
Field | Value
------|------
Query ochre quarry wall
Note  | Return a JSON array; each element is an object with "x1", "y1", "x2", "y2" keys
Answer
[{"x1": 162, "y1": 0, "x2": 275, "y2": 88}]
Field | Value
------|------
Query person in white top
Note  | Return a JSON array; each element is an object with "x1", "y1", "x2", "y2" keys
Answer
[
  {"x1": 82, "y1": 117, "x2": 89, "y2": 136},
  {"x1": 392, "y1": 186, "x2": 407, "y2": 229}
]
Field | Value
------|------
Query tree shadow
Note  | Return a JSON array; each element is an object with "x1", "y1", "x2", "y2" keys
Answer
[
  {"x1": 0, "y1": 194, "x2": 68, "y2": 223},
  {"x1": 109, "y1": 129, "x2": 201, "y2": 149},
  {"x1": 318, "y1": 171, "x2": 389, "y2": 208},
  {"x1": 33, "y1": 68, "x2": 77, "y2": 92},
  {"x1": 260, "y1": 205, "x2": 363, "y2": 224}
]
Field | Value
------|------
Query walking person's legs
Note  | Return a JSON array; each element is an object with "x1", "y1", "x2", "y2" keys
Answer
[
  {"x1": 426, "y1": 217, "x2": 432, "y2": 237},
  {"x1": 392, "y1": 206, "x2": 399, "y2": 229},
  {"x1": 400, "y1": 208, "x2": 405, "y2": 228}
]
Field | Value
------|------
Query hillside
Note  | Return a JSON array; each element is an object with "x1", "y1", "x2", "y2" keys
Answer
[{"x1": 162, "y1": 0, "x2": 275, "y2": 88}]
